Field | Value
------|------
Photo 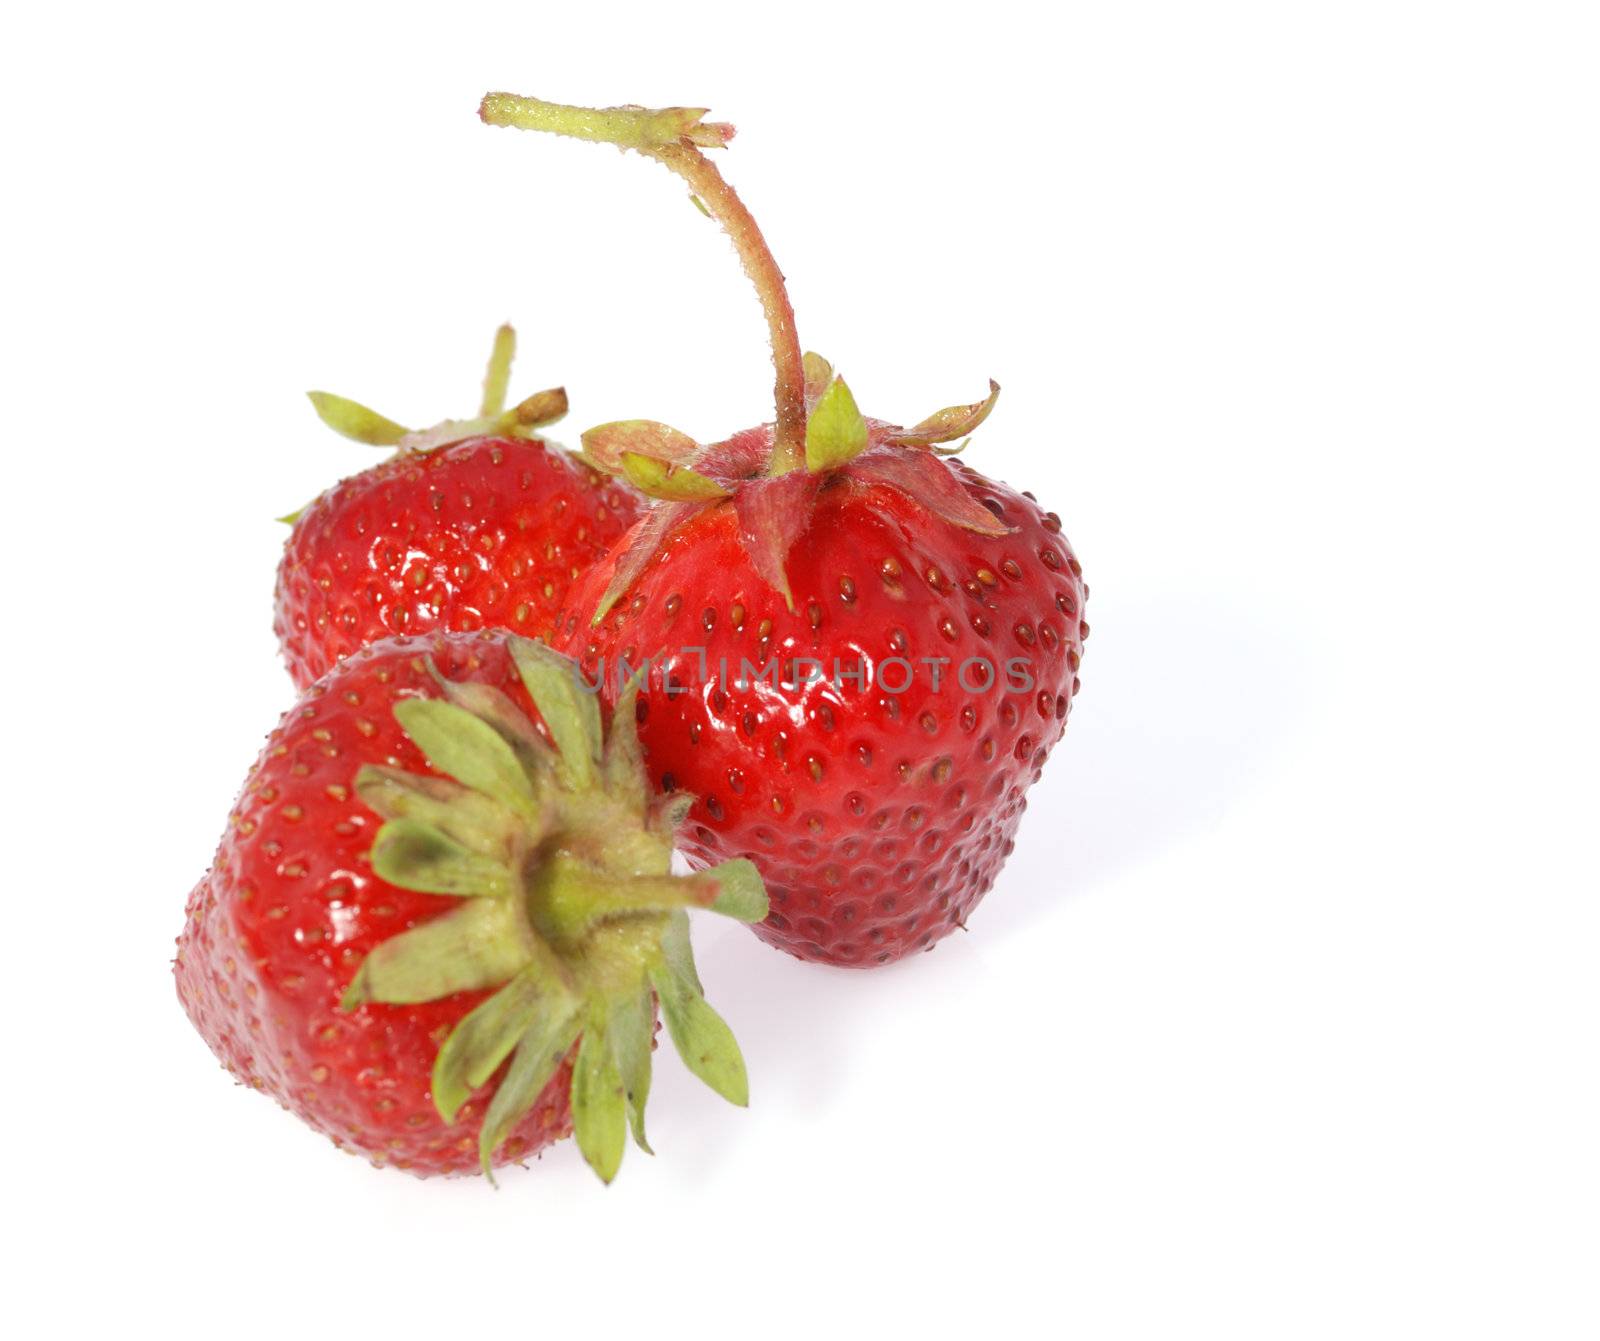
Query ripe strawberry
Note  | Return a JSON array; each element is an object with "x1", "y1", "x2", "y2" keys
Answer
[
  {"x1": 274, "y1": 325, "x2": 640, "y2": 690},
  {"x1": 175, "y1": 629, "x2": 766, "y2": 1179},
  {"x1": 482, "y1": 95, "x2": 1089, "y2": 967}
]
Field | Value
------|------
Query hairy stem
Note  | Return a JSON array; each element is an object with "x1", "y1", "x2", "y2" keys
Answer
[{"x1": 480, "y1": 93, "x2": 808, "y2": 475}]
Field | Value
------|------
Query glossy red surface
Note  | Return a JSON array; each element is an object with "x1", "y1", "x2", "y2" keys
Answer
[
  {"x1": 274, "y1": 436, "x2": 639, "y2": 690},
  {"x1": 175, "y1": 632, "x2": 574, "y2": 1175},
  {"x1": 558, "y1": 456, "x2": 1088, "y2": 966}
]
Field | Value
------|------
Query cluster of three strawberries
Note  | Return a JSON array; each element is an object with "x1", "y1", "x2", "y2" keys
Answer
[{"x1": 175, "y1": 91, "x2": 1087, "y2": 1182}]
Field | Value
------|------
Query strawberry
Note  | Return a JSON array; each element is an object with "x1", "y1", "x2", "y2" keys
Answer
[
  {"x1": 174, "y1": 629, "x2": 766, "y2": 1179},
  {"x1": 482, "y1": 95, "x2": 1089, "y2": 967},
  {"x1": 274, "y1": 324, "x2": 640, "y2": 690}
]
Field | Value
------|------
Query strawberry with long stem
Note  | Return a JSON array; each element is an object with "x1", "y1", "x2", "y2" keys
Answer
[{"x1": 482, "y1": 94, "x2": 1088, "y2": 967}]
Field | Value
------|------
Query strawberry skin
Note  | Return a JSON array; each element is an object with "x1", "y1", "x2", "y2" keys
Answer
[
  {"x1": 177, "y1": 628, "x2": 765, "y2": 1179},
  {"x1": 176, "y1": 633, "x2": 572, "y2": 1174},
  {"x1": 273, "y1": 435, "x2": 638, "y2": 690},
  {"x1": 474, "y1": 93, "x2": 1090, "y2": 966},
  {"x1": 560, "y1": 459, "x2": 1088, "y2": 967}
]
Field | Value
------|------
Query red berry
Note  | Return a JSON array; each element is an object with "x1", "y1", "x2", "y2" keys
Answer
[
  {"x1": 485, "y1": 94, "x2": 1091, "y2": 967},
  {"x1": 275, "y1": 434, "x2": 637, "y2": 689},
  {"x1": 559, "y1": 445, "x2": 1086, "y2": 967},
  {"x1": 273, "y1": 324, "x2": 640, "y2": 690},
  {"x1": 176, "y1": 630, "x2": 766, "y2": 1178}
]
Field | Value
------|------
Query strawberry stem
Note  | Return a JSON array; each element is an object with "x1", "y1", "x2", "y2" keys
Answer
[{"x1": 480, "y1": 93, "x2": 809, "y2": 475}]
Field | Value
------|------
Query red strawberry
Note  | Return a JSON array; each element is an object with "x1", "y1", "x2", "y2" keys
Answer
[
  {"x1": 175, "y1": 629, "x2": 766, "y2": 1179},
  {"x1": 274, "y1": 325, "x2": 640, "y2": 690},
  {"x1": 482, "y1": 95, "x2": 1088, "y2": 967}
]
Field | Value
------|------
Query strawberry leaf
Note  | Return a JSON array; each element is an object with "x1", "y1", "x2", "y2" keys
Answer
[
  {"x1": 306, "y1": 391, "x2": 410, "y2": 446},
  {"x1": 805, "y1": 376, "x2": 870, "y2": 472},
  {"x1": 619, "y1": 451, "x2": 731, "y2": 501},
  {"x1": 847, "y1": 446, "x2": 1014, "y2": 537},
  {"x1": 733, "y1": 471, "x2": 821, "y2": 609},
  {"x1": 572, "y1": 1020, "x2": 628, "y2": 1183},
  {"x1": 608, "y1": 988, "x2": 656, "y2": 1154},
  {"x1": 885, "y1": 380, "x2": 1000, "y2": 448},
  {"x1": 802, "y1": 351, "x2": 834, "y2": 407},
  {"x1": 354, "y1": 765, "x2": 514, "y2": 857},
  {"x1": 509, "y1": 639, "x2": 602, "y2": 789},
  {"x1": 393, "y1": 698, "x2": 539, "y2": 815},
  {"x1": 428, "y1": 679, "x2": 551, "y2": 776},
  {"x1": 341, "y1": 898, "x2": 530, "y2": 1007},
  {"x1": 580, "y1": 420, "x2": 702, "y2": 474},
  {"x1": 432, "y1": 970, "x2": 547, "y2": 1121},
  {"x1": 702, "y1": 858, "x2": 769, "y2": 922},
  {"x1": 478, "y1": 1006, "x2": 581, "y2": 1178},
  {"x1": 368, "y1": 819, "x2": 513, "y2": 898},
  {"x1": 601, "y1": 672, "x2": 649, "y2": 816},
  {"x1": 649, "y1": 922, "x2": 749, "y2": 1109}
]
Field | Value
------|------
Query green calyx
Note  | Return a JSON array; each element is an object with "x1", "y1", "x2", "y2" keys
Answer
[
  {"x1": 339, "y1": 639, "x2": 768, "y2": 1183},
  {"x1": 579, "y1": 421, "x2": 731, "y2": 503},
  {"x1": 573, "y1": 360, "x2": 997, "y2": 502},
  {"x1": 804, "y1": 375, "x2": 869, "y2": 472},
  {"x1": 305, "y1": 323, "x2": 569, "y2": 457}
]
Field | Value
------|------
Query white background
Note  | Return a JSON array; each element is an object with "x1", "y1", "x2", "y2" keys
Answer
[{"x1": 4, "y1": 2, "x2": 1596, "y2": 1336}]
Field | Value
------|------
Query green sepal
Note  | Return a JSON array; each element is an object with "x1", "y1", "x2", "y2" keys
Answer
[
  {"x1": 393, "y1": 697, "x2": 539, "y2": 816},
  {"x1": 619, "y1": 451, "x2": 731, "y2": 502},
  {"x1": 354, "y1": 764, "x2": 515, "y2": 858},
  {"x1": 886, "y1": 379, "x2": 1001, "y2": 448},
  {"x1": 579, "y1": 420, "x2": 702, "y2": 474},
  {"x1": 307, "y1": 390, "x2": 410, "y2": 446},
  {"x1": 649, "y1": 915, "x2": 750, "y2": 1107},
  {"x1": 429, "y1": 676, "x2": 554, "y2": 777},
  {"x1": 337, "y1": 635, "x2": 767, "y2": 1182},
  {"x1": 609, "y1": 988, "x2": 656, "y2": 1154},
  {"x1": 657, "y1": 910, "x2": 704, "y2": 993},
  {"x1": 655, "y1": 792, "x2": 694, "y2": 840},
  {"x1": 479, "y1": 1005, "x2": 581, "y2": 1179},
  {"x1": 602, "y1": 672, "x2": 649, "y2": 818},
  {"x1": 571, "y1": 1018, "x2": 628, "y2": 1184},
  {"x1": 701, "y1": 858, "x2": 769, "y2": 922},
  {"x1": 341, "y1": 898, "x2": 532, "y2": 1009},
  {"x1": 509, "y1": 640, "x2": 602, "y2": 789},
  {"x1": 802, "y1": 351, "x2": 834, "y2": 407},
  {"x1": 480, "y1": 324, "x2": 516, "y2": 417},
  {"x1": 307, "y1": 322, "x2": 570, "y2": 473},
  {"x1": 805, "y1": 376, "x2": 870, "y2": 472},
  {"x1": 432, "y1": 969, "x2": 553, "y2": 1121},
  {"x1": 369, "y1": 818, "x2": 513, "y2": 898}
]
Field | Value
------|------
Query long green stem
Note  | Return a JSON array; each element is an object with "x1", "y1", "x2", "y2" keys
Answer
[{"x1": 480, "y1": 93, "x2": 809, "y2": 474}]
